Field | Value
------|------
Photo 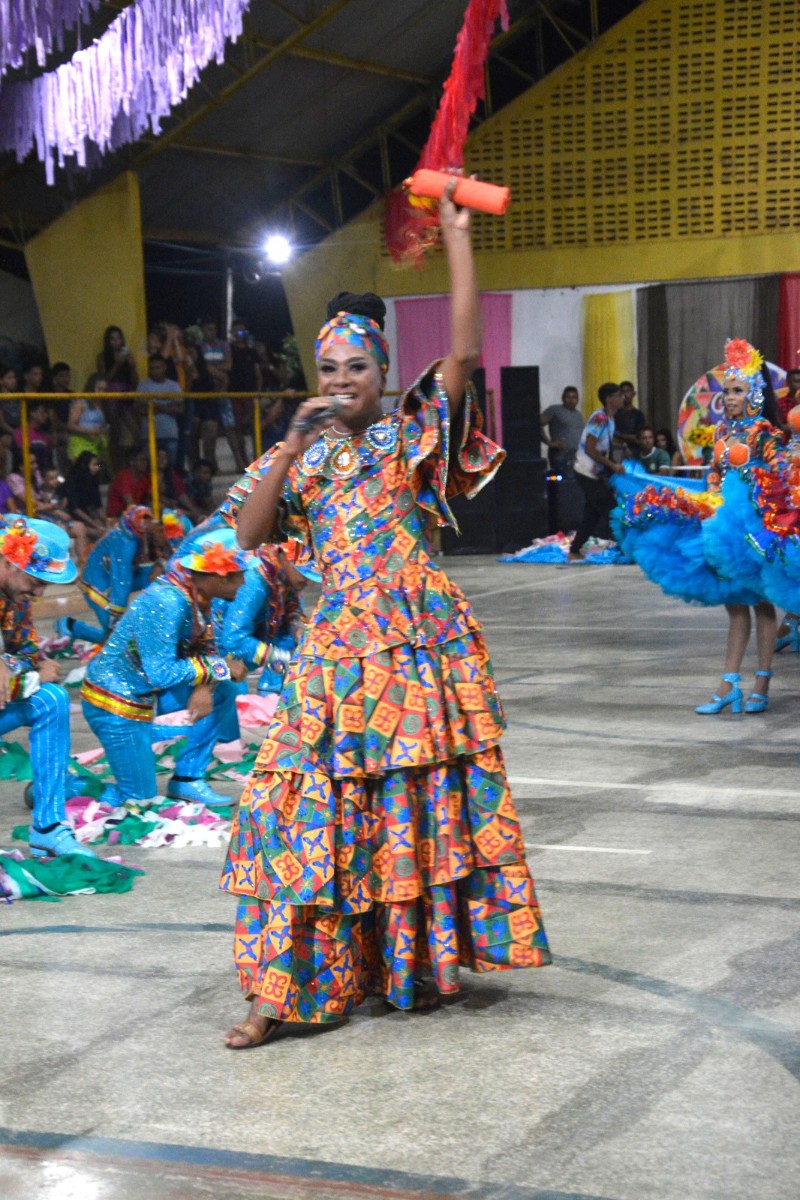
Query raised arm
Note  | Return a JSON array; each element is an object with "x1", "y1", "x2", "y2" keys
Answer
[
  {"x1": 236, "y1": 398, "x2": 334, "y2": 550},
  {"x1": 438, "y1": 182, "x2": 482, "y2": 417}
]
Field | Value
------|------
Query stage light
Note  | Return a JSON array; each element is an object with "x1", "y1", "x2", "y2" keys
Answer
[{"x1": 264, "y1": 234, "x2": 292, "y2": 265}]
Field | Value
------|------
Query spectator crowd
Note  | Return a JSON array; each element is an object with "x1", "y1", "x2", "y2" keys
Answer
[{"x1": 0, "y1": 318, "x2": 303, "y2": 558}]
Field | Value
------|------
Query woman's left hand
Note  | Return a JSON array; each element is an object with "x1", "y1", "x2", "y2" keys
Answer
[{"x1": 439, "y1": 177, "x2": 472, "y2": 235}]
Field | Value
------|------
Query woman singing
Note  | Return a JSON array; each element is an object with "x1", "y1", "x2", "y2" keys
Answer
[{"x1": 219, "y1": 183, "x2": 551, "y2": 1049}]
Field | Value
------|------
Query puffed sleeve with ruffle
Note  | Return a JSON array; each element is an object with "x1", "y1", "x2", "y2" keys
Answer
[
  {"x1": 218, "y1": 444, "x2": 311, "y2": 550},
  {"x1": 399, "y1": 363, "x2": 505, "y2": 530}
]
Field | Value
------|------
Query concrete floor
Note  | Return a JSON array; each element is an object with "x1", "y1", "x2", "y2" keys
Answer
[{"x1": 1, "y1": 557, "x2": 798, "y2": 1200}]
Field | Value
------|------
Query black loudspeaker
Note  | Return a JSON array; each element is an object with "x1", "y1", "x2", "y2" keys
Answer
[
  {"x1": 494, "y1": 458, "x2": 548, "y2": 552},
  {"x1": 442, "y1": 366, "x2": 548, "y2": 554},
  {"x1": 495, "y1": 366, "x2": 547, "y2": 550},
  {"x1": 500, "y1": 365, "x2": 540, "y2": 456},
  {"x1": 441, "y1": 482, "x2": 497, "y2": 555}
]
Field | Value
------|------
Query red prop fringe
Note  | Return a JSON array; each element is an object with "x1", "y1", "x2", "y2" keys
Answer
[{"x1": 385, "y1": 0, "x2": 509, "y2": 267}]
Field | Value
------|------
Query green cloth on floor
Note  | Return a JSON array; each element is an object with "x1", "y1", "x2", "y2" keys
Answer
[
  {"x1": 0, "y1": 851, "x2": 144, "y2": 900},
  {"x1": 0, "y1": 742, "x2": 33, "y2": 781}
]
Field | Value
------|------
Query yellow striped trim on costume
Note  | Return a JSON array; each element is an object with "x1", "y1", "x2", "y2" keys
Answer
[
  {"x1": 81, "y1": 680, "x2": 154, "y2": 722},
  {"x1": 79, "y1": 579, "x2": 113, "y2": 612},
  {"x1": 254, "y1": 642, "x2": 268, "y2": 667}
]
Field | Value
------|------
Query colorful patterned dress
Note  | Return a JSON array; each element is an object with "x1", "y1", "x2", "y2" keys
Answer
[{"x1": 220, "y1": 367, "x2": 551, "y2": 1022}]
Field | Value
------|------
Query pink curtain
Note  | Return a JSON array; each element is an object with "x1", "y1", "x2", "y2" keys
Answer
[{"x1": 394, "y1": 293, "x2": 512, "y2": 441}]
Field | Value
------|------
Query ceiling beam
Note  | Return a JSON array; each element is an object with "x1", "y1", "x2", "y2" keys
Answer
[
  {"x1": 247, "y1": 32, "x2": 433, "y2": 86},
  {"x1": 245, "y1": 6, "x2": 544, "y2": 243},
  {"x1": 133, "y1": 0, "x2": 358, "y2": 171},
  {"x1": 538, "y1": 2, "x2": 579, "y2": 54},
  {"x1": 263, "y1": 0, "x2": 306, "y2": 26},
  {"x1": 141, "y1": 138, "x2": 324, "y2": 169}
]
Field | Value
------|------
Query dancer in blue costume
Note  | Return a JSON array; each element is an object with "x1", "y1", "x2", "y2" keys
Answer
[
  {"x1": 614, "y1": 339, "x2": 785, "y2": 715},
  {"x1": 54, "y1": 505, "x2": 185, "y2": 645},
  {"x1": 0, "y1": 516, "x2": 95, "y2": 858},
  {"x1": 81, "y1": 528, "x2": 250, "y2": 809},
  {"x1": 219, "y1": 543, "x2": 309, "y2": 695}
]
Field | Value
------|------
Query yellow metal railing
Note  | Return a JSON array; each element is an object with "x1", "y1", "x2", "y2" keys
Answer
[
  {"x1": 4, "y1": 386, "x2": 474, "y2": 528},
  {"x1": 3, "y1": 388, "x2": 408, "y2": 521},
  {"x1": 4, "y1": 390, "x2": 302, "y2": 520}
]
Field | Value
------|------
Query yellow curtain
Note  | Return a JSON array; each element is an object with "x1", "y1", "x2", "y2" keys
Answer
[
  {"x1": 25, "y1": 171, "x2": 147, "y2": 389},
  {"x1": 581, "y1": 291, "x2": 636, "y2": 418}
]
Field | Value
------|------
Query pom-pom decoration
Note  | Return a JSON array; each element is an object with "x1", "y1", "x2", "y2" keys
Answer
[{"x1": 788, "y1": 405, "x2": 800, "y2": 435}]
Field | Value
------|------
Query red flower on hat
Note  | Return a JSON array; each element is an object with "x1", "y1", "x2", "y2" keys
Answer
[{"x1": 0, "y1": 523, "x2": 38, "y2": 569}]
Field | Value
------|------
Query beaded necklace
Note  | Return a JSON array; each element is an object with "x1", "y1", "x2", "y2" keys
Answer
[{"x1": 300, "y1": 414, "x2": 400, "y2": 477}]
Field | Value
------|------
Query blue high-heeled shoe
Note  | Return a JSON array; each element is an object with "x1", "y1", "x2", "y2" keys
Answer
[
  {"x1": 745, "y1": 670, "x2": 772, "y2": 713},
  {"x1": 775, "y1": 618, "x2": 800, "y2": 653},
  {"x1": 695, "y1": 673, "x2": 743, "y2": 715}
]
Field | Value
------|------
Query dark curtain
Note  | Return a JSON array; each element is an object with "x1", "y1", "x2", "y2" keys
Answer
[{"x1": 637, "y1": 277, "x2": 780, "y2": 435}]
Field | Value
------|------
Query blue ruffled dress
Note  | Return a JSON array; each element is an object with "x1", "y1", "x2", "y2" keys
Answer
[{"x1": 611, "y1": 419, "x2": 785, "y2": 607}]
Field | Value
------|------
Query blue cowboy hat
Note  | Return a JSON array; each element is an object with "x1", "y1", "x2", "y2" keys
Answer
[
  {"x1": 176, "y1": 526, "x2": 250, "y2": 574},
  {"x1": 0, "y1": 515, "x2": 78, "y2": 585}
]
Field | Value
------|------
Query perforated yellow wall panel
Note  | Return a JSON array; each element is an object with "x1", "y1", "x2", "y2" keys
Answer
[
  {"x1": 462, "y1": 0, "x2": 800, "y2": 263},
  {"x1": 287, "y1": 0, "x2": 800, "y2": 359}
]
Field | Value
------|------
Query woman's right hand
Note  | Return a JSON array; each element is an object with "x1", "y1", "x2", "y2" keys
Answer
[{"x1": 283, "y1": 397, "x2": 336, "y2": 456}]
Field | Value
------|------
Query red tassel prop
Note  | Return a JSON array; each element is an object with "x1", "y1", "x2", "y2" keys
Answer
[{"x1": 385, "y1": 0, "x2": 509, "y2": 266}]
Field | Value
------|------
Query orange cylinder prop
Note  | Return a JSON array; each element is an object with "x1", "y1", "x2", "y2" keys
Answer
[{"x1": 405, "y1": 169, "x2": 510, "y2": 215}]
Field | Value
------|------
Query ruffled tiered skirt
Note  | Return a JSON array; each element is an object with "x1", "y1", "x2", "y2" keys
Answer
[
  {"x1": 612, "y1": 472, "x2": 765, "y2": 607},
  {"x1": 222, "y1": 629, "x2": 551, "y2": 1022}
]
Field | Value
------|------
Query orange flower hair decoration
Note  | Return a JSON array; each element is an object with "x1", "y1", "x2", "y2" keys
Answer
[
  {"x1": 724, "y1": 338, "x2": 764, "y2": 379},
  {"x1": 723, "y1": 338, "x2": 765, "y2": 417}
]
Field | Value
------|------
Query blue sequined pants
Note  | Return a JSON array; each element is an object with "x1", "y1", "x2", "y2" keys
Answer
[{"x1": 82, "y1": 681, "x2": 239, "y2": 805}]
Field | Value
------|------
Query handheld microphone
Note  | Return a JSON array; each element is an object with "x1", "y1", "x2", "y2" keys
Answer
[{"x1": 294, "y1": 394, "x2": 348, "y2": 434}]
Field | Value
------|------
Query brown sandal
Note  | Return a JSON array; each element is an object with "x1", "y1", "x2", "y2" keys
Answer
[{"x1": 224, "y1": 1018, "x2": 280, "y2": 1050}]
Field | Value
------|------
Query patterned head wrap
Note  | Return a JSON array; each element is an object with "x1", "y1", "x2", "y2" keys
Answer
[
  {"x1": 723, "y1": 338, "x2": 765, "y2": 418},
  {"x1": 315, "y1": 312, "x2": 390, "y2": 377},
  {"x1": 120, "y1": 505, "x2": 153, "y2": 538}
]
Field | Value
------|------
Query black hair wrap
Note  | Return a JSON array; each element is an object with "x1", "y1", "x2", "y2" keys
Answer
[{"x1": 326, "y1": 291, "x2": 386, "y2": 331}]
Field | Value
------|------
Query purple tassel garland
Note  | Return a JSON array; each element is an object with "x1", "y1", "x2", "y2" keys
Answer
[
  {"x1": 0, "y1": 0, "x2": 100, "y2": 78},
  {"x1": 0, "y1": 0, "x2": 252, "y2": 183}
]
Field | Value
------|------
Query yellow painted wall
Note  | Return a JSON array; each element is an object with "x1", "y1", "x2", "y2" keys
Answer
[
  {"x1": 285, "y1": 0, "x2": 800, "y2": 376},
  {"x1": 25, "y1": 171, "x2": 147, "y2": 388}
]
